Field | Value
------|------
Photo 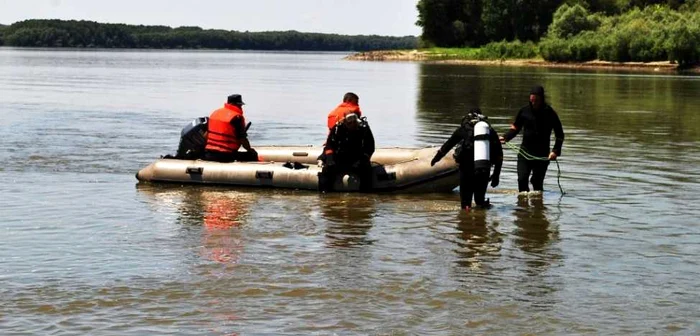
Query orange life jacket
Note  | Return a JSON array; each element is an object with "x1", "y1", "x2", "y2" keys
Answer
[
  {"x1": 327, "y1": 102, "x2": 362, "y2": 129},
  {"x1": 205, "y1": 103, "x2": 245, "y2": 153}
]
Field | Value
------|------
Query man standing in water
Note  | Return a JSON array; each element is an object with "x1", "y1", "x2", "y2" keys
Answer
[
  {"x1": 431, "y1": 108, "x2": 503, "y2": 212},
  {"x1": 500, "y1": 85, "x2": 565, "y2": 195}
]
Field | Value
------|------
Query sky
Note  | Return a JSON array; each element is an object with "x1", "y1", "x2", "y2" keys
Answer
[{"x1": 0, "y1": 0, "x2": 422, "y2": 36}]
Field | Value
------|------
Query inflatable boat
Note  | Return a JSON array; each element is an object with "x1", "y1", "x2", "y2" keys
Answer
[{"x1": 136, "y1": 146, "x2": 459, "y2": 193}]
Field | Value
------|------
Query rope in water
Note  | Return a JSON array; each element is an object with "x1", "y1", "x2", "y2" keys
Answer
[{"x1": 503, "y1": 142, "x2": 566, "y2": 195}]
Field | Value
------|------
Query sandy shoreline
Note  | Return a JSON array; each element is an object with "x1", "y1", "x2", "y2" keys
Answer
[{"x1": 345, "y1": 50, "x2": 699, "y2": 73}]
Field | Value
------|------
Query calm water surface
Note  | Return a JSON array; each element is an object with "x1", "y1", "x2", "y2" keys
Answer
[{"x1": 1, "y1": 48, "x2": 699, "y2": 335}]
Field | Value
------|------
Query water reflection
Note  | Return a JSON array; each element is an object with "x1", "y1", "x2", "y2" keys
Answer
[
  {"x1": 199, "y1": 191, "x2": 252, "y2": 265},
  {"x1": 453, "y1": 210, "x2": 503, "y2": 272},
  {"x1": 512, "y1": 196, "x2": 559, "y2": 258},
  {"x1": 136, "y1": 185, "x2": 255, "y2": 265},
  {"x1": 416, "y1": 64, "x2": 530, "y2": 139},
  {"x1": 320, "y1": 194, "x2": 377, "y2": 248},
  {"x1": 416, "y1": 63, "x2": 700, "y2": 145},
  {"x1": 511, "y1": 196, "x2": 563, "y2": 308}
]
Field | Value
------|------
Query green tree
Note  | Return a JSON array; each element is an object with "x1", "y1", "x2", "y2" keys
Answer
[
  {"x1": 417, "y1": 0, "x2": 473, "y2": 46},
  {"x1": 548, "y1": 4, "x2": 599, "y2": 38}
]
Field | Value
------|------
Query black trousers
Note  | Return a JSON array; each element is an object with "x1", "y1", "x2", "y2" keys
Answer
[
  {"x1": 460, "y1": 166, "x2": 490, "y2": 209},
  {"x1": 319, "y1": 158, "x2": 373, "y2": 192},
  {"x1": 517, "y1": 156, "x2": 550, "y2": 192},
  {"x1": 203, "y1": 150, "x2": 258, "y2": 163}
]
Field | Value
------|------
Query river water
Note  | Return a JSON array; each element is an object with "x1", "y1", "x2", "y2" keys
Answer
[{"x1": 1, "y1": 48, "x2": 699, "y2": 335}]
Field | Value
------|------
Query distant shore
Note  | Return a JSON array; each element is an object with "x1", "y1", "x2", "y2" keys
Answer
[{"x1": 345, "y1": 50, "x2": 700, "y2": 74}]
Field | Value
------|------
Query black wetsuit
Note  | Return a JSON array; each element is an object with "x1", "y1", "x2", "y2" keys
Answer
[
  {"x1": 319, "y1": 122, "x2": 375, "y2": 192},
  {"x1": 435, "y1": 122, "x2": 503, "y2": 208},
  {"x1": 503, "y1": 103, "x2": 564, "y2": 192}
]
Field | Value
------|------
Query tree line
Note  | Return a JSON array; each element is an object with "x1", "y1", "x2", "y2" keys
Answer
[
  {"x1": 0, "y1": 19, "x2": 418, "y2": 51},
  {"x1": 416, "y1": 0, "x2": 700, "y2": 63}
]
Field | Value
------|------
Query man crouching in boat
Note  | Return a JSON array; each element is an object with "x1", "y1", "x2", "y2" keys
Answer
[
  {"x1": 203, "y1": 94, "x2": 258, "y2": 163},
  {"x1": 318, "y1": 113, "x2": 375, "y2": 192},
  {"x1": 431, "y1": 108, "x2": 503, "y2": 212}
]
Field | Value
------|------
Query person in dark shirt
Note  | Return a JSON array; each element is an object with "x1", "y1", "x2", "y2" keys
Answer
[
  {"x1": 431, "y1": 108, "x2": 503, "y2": 212},
  {"x1": 500, "y1": 85, "x2": 565, "y2": 194},
  {"x1": 318, "y1": 113, "x2": 375, "y2": 192}
]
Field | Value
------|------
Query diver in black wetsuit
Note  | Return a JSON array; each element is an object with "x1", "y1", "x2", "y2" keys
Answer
[
  {"x1": 501, "y1": 85, "x2": 565, "y2": 193},
  {"x1": 318, "y1": 113, "x2": 375, "y2": 192},
  {"x1": 431, "y1": 108, "x2": 503, "y2": 212}
]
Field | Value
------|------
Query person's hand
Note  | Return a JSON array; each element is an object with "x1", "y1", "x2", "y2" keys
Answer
[
  {"x1": 317, "y1": 160, "x2": 324, "y2": 168},
  {"x1": 490, "y1": 174, "x2": 500, "y2": 188},
  {"x1": 499, "y1": 136, "x2": 506, "y2": 144},
  {"x1": 248, "y1": 148, "x2": 258, "y2": 156},
  {"x1": 548, "y1": 152, "x2": 558, "y2": 160}
]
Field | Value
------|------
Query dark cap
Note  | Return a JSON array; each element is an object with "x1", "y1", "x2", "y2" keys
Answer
[
  {"x1": 227, "y1": 94, "x2": 245, "y2": 105},
  {"x1": 530, "y1": 85, "x2": 545, "y2": 97}
]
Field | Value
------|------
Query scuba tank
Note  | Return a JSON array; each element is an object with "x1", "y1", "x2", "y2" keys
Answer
[
  {"x1": 473, "y1": 119, "x2": 491, "y2": 170},
  {"x1": 175, "y1": 117, "x2": 208, "y2": 159},
  {"x1": 452, "y1": 111, "x2": 491, "y2": 168}
]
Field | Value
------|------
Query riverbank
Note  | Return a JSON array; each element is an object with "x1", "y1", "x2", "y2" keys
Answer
[{"x1": 345, "y1": 50, "x2": 700, "y2": 73}]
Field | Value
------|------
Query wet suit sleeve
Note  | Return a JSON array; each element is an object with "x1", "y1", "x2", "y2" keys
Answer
[
  {"x1": 441, "y1": 128, "x2": 463, "y2": 155},
  {"x1": 551, "y1": 109, "x2": 565, "y2": 156},
  {"x1": 489, "y1": 128, "x2": 503, "y2": 162},
  {"x1": 230, "y1": 115, "x2": 247, "y2": 139},
  {"x1": 363, "y1": 125, "x2": 375, "y2": 159},
  {"x1": 323, "y1": 126, "x2": 338, "y2": 155},
  {"x1": 489, "y1": 127, "x2": 503, "y2": 176},
  {"x1": 431, "y1": 127, "x2": 462, "y2": 165},
  {"x1": 503, "y1": 109, "x2": 524, "y2": 142}
]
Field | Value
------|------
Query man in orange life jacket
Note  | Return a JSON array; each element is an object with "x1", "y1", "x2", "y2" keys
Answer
[
  {"x1": 204, "y1": 94, "x2": 258, "y2": 163},
  {"x1": 319, "y1": 113, "x2": 375, "y2": 192},
  {"x1": 327, "y1": 92, "x2": 362, "y2": 130}
]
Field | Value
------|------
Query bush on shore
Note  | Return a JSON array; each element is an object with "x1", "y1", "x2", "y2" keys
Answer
[
  {"x1": 541, "y1": 4, "x2": 700, "y2": 64},
  {"x1": 424, "y1": 40, "x2": 538, "y2": 60},
  {"x1": 427, "y1": 4, "x2": 700, "y2": 65}
]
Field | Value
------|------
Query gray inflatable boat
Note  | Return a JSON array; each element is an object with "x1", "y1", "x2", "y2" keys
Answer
[{"x1": 136, "y1": 146, "x2": 458, "y2": 193}]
